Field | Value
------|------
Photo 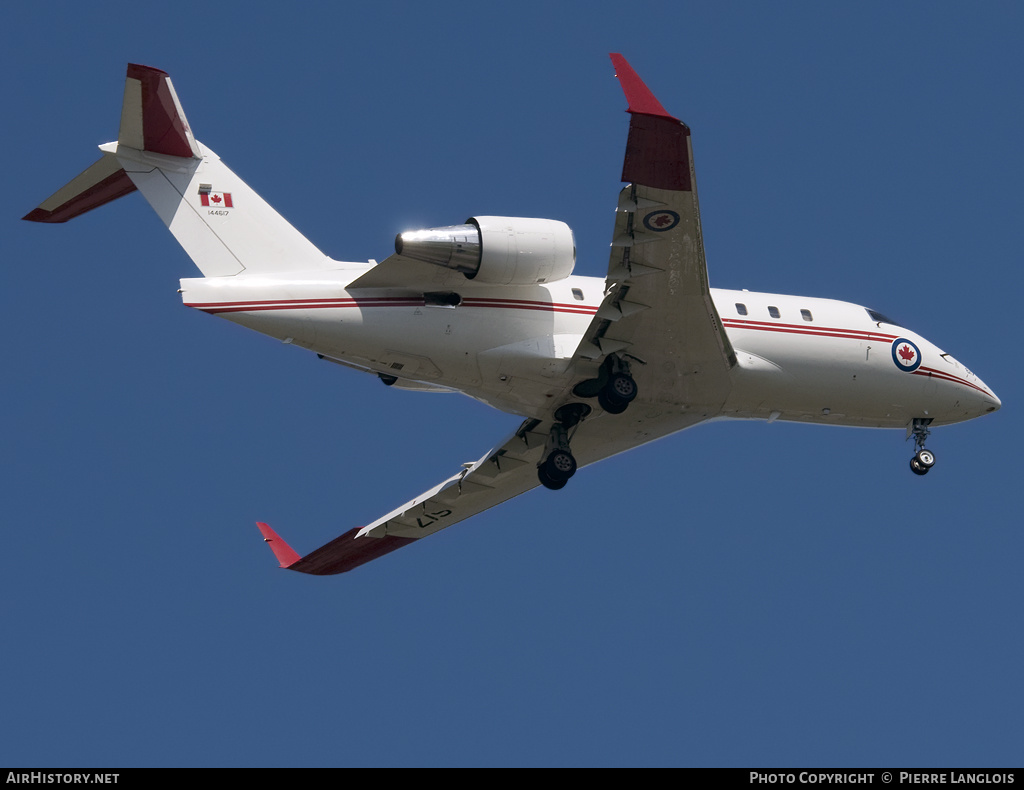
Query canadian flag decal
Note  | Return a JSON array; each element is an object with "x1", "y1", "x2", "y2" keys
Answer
[{"x1": 200, "y1": 191, "x2": 233, "y2": 208}]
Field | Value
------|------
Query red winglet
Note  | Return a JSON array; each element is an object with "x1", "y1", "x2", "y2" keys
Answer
[
  {"x1": 609, "y1": 54, "x2": 692, "y2": 192},
  {"x1": 256, "y1": 522, "x2": 302, "y2": 569},
  {"x1": 609, "y1": 53, "x2": 678, "y2": 121},
  {"x1": 256, "y1": 522, "x2": 417, "y2": 576}
]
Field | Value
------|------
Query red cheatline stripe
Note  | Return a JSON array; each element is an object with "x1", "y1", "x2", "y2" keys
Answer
[
  {"x1": 200, "y1": 303, "x2": 416, "y2": 314},
  {"x1": 191, "y1": 297, "x2": 419, "y2": 308},
  {"x1": 186, "y1": 297, "x2": 598, "y2": 316},
  {"x1": 187, "y1": 297, "x2": 422, "y2": 314},
  {"x1": 913, "y1": 367, "x2": 995, "y2": 398},
  {"x1": 461, "y1": 297, "x2": 597, "y2": 315},
  {"x1": 722, "y1": 318, "x2": 898, "y2": 342},
  {"x1": 462, "y1": 296, "x2": 597, "y2": 310}
]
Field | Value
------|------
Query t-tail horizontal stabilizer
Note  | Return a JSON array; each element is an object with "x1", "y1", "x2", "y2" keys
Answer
[
  {"x1": 23, "y1": 65, "x2": 198, "y2": 224},
  {"x1": 25, "y1": 63, "x2": 331, "y2": 277}
]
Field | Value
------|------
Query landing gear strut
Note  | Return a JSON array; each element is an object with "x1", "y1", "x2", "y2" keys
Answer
[
  {"x1": 908, "y1": 418, "x2": 936, "y2": 476},
  {"x1": 538, "y1": 404, "x2": 589, "y2": 490}
]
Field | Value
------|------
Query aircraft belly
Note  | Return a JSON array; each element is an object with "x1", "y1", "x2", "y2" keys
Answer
[
  {"x1": 316, "y1": 300, "x2": 588, "y2": 403},
  {"x1": 223, "y1": 309, "x2": 321, "y2": 350},
  {"x1": 182, "y1": 274, "x2": 599, "y2": 392},
  {"x1": 474, "y1": 332, "x2": 581, "y2": 414},
  {"x1": 310, "y1": 306, "x2": 466, "y2": 383}
]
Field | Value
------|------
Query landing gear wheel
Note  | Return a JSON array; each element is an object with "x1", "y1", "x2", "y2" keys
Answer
[
  {"x1": 544, "y1": 449, "x2": 577, "y2": 481},
  {"x1": 909, "y1": 457, "x2": 929, "y2": 476},
  {"x1": 608, "y1": 373, "x2": 638, "y2": 403},
  {"x1": 598, "y1": 373, "x2": 637, "y2": 415},
  {"x1": 537, "y1": 464, "x2": 568, "y2": 490},
  {"x1": 598, "y1": 389, "x2": 628, "y2": 414},
  {"x1": 915, "y1": 449, "x2": 936, "y2": 469},
  {"x1": 538, "y1": 413, "x2": 581, "y2": 490}
]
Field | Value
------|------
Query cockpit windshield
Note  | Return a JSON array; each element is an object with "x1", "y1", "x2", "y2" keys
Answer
[{"x1": 866, "y1": 308, "x2": 901, "y2": 327}]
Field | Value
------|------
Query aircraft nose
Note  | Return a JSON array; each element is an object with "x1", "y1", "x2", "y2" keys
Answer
[
  {"x1": 960, "y1": 368, "x2": 1000, "y2": 418},
  {"x1": 985, "y1": 387, "x2": 1001, "y2": 413},
  {"x1": 929, "y1": 351, "x2": 1000, "y2": 421}
]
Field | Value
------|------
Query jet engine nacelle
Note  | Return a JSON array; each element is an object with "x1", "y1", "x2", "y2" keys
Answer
[{"x1": 395, "y1": 216, "x2": 575, "y2": 285}]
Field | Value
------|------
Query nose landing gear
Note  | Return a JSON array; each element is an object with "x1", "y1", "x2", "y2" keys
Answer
[{"x1": 908, "y1": 418, "x2": 936, "y2": 476}]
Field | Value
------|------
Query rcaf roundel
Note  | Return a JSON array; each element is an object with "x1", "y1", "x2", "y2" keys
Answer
[
  {"x1": 891, "y1": 338, "x2": 922, "y2": 372},
  {"x1": 642, "y1": 209, "x2": 679, "y2": 232}
]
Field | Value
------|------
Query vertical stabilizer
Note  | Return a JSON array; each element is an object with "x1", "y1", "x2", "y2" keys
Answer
[{"x1": 26, "y1": 64, "x2": 333, "y2": 278}]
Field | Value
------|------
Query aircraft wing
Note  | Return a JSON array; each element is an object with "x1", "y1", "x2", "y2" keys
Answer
[
  {"x1": 258, "y1": 421, "x2": 551, "y2": 576},
  {"x1": 257, "y1": 54, "x2": 734, "y2": 575},
  {"x1": 573, "y1": 54, "x2": 736, "y2": 409},
  {"x1": 258, "y1": 406, "x2": 707, "y2": 575}
]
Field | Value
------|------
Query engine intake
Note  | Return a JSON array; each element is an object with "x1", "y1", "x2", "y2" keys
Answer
[{"x1": 395, "y1": 216, "x2": 575, "y2": 285}]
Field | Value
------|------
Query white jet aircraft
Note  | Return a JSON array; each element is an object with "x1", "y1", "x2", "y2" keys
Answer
[{"x1": 26, "y1": 55, "x2": 1001, "y2": 575}]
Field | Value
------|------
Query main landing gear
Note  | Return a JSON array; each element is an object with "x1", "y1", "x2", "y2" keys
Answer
[
  {"x1": 538, "y1": 404, "x2": 589, "y2": 490},
  {"x1": 572, "y1": 354, "x2": 639, "y2": 415},
  {"x1": 908, "y1": 418, "x2": 936, "y2": 476}
]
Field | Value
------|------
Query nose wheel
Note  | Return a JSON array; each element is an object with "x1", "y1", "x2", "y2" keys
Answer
[
  {"x1": 908, "y1": 419, "x2": 936, "y2": 476},
  {"x1": 909, "y1": 450, "x2": 936, "y2": 476}
]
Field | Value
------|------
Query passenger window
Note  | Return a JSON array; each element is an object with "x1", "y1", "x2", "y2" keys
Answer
[
  {"x1": 801, "y1": 309, "x2": 813, "y2": 322},
  {"x1": 735, "y1": 303, "x2": 748, "y2": 316},
  {"x1": 571, "y1": 288, "x2": 584, "y2": 301},
  {"x1": 768, "y1": 306, "x2": 780, "y2": 318}
]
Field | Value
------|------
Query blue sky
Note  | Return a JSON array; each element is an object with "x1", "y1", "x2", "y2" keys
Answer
[{"x1": 2, "y1": 1, "x2": 1021, "y2": 768}]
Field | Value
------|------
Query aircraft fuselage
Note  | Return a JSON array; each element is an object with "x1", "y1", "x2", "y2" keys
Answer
[{"x1": 181, "y1": 270, "x2": 1000, "y2": 431}]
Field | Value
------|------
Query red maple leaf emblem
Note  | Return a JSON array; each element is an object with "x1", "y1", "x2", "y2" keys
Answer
[
  {"x1": 210, "y1": 194, "x2": 222, "y2": 204},
  {"x1": 898, "y1": 344, "x2": 916, "y2": 362},
  {"x1": 653, "y1": 214, "x2": 672, "y2": 227}
]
